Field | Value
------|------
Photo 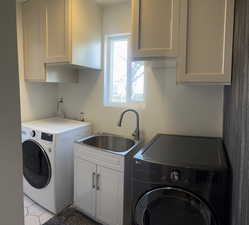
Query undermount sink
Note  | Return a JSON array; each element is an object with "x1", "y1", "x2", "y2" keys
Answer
[{"x1": 77, "y1": 134, "x2": 140, "y2": 154}]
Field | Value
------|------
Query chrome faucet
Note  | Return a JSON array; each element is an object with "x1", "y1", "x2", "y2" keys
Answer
[{"x1": 117, "y1": 109, "x2": 140, "y2": 141}]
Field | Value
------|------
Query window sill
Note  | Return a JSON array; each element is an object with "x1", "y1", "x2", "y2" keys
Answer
[{"x1": 104, "y1": 102, "x2": 146, "y2": 110}]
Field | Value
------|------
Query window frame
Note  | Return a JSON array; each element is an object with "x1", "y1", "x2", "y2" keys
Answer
[{"x1": 104, "y1": 33, "x2": 145, "y2": 108}]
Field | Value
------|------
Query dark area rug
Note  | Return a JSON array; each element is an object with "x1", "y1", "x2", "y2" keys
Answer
[{"x1": 43, "y1": 207, "x2": 102, "y2": 225}]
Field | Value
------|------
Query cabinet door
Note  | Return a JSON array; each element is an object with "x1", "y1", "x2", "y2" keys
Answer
[
  {"x1": 177, "y1": 0, "x2": 234, "y2": 84},
  {"x1": 22, "y1": 0, "x2": 46, "y2": 81},
  {"x1": 44, "y1": 0, "x2": 71, "y2": 63},
  {"x1": 132, "y1": 0, "x2": 180, "y2": 59},
  {"x1": 74, "y1": 158, "x2": 96, "y2": 218},
  {"x1": 96, "y1": 166, "x2": 124, "y2": 225}
]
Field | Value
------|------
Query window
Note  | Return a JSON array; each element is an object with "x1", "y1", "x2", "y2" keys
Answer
[{"x1": 104, "y1": 34, "x2": 145, "y2": 106}]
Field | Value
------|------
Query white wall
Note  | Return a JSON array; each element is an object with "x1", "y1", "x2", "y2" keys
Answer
[
  {"x1": 17, "y1": 4, "x2": 57, "y2": 122},
  {"x1": 0, "y1": 1, "x2": 24, "y2": 224},
  {"x1": 103, "y1": 2, "x2": 131, "y2": 35},
  {"x1": 58, "y1": 3, "x2": 224, "y2": 142}
]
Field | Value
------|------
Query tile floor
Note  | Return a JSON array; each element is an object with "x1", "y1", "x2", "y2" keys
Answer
[{"x1": 24, "y1": 195, "x2": 54, "y2": 225}]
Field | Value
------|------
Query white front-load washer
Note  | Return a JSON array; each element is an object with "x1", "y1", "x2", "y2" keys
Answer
[{"x1": 21, "y1": 117, "x2": 91, "y2": 213}]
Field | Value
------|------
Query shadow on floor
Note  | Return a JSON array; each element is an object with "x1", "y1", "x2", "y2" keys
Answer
[{"x1": 43, "y1": 207, "x2": 101, "y2": 225}]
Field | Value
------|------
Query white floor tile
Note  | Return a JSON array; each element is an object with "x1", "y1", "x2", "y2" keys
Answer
[
  {"x1": 29, "y1": 204, "x2": 47, "y2": 217},
  {"x1": 25, "y1": 216, "x2": 40, "y2": 225},
  {"x1": 39, "y1": 213, "x2": 53, "y2": 224},
  {"x1": 23, "y1": 194, "x2": 54, "y2": 225}
]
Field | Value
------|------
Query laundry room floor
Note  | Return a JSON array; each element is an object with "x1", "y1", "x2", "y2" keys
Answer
[{"x1": 24, "y1": 195, "x2": 54, "y2": 225}]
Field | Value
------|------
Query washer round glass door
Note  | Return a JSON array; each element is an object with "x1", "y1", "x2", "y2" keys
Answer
[
  {"x1": 134, "y1": 187, "x2": 218, "y2": 225},
  {"x1": 22, "y1": 140, "x2": 51, "y2": 189}
]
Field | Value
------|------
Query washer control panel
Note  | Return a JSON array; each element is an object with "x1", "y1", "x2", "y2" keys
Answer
[
  {"x1": 22, "y1": 127, "x2": 53, "y2": 143},
  {"x1": 41, "y1": 132, "x2": 53, "y2": 142}
]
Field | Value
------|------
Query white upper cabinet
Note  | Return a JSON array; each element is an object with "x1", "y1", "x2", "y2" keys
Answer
[
  {"x1": 44, "y1": 0, "x2": 102, "y2": 68},
  {"x1": 131, "y1": 0, "x2": 234, "y2": 85},
  {"x1": 22, "y1": 0, "x2": 102, "y2": 82},
  {"x1": 22, "y1": 0, "x2": 46, "y2": 81},
  {"x1": 71, "y1": 0, "x2": 102, "y2": 69},
  {"x1": 177, "y1": 0, "x2": 234, "y2": 84},
  {"x1": 44, "y1": 0, "x2": 71, "y2": 63},
  {"x1": 132, "y1": 0, "x2": 180, "y2": 59}
]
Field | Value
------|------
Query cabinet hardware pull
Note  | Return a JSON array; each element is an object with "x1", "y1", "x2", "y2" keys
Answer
[
  {"x1": 92, "y1": 172, "x2": 96, "y2": 189},
  {"x1": 96, "y1": 174, "x2": 100, "y2": 190}
]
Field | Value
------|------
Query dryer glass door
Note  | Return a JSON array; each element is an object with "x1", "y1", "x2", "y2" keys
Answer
[
  {"x1": 134, "y1": 187, "x2": 217, "y2": 225},
  {"x1": 22, "y1": 140, "x2": 51, "y2": 189}
]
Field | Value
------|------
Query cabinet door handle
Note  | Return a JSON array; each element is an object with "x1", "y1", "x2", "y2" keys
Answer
[
  {"x1": 96, "y1": 173, "x2": 100, "y2": 190},
  {"x1": 92, "y1": 172, "x2": 96, "y2": 189}
]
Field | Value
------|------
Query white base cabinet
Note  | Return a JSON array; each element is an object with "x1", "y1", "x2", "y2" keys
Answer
[
  {"x1": 74, "y1": 143, "x2": 124, "y2": 225},
  {"x1": 96, "y1": 166, "x2": 123, "y2": 225},
  {"x1": 74, "y1": 158, "x2": 96, "y2": 218}
]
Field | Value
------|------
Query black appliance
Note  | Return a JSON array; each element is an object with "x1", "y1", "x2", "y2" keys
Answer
[{"x1": 132, "y1": 134, "x2": 230, "y2": 225}]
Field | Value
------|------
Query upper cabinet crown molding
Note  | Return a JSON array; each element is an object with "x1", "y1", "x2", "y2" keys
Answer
[
  {"x1": 131, "y1": 0, "x2": 180, "y2": 60},
  {"x1": 21, "y1": 0, "x2": 102, "y2": 82},
  {"x1": 177, "y1": 0, "x2": 234, "y2": 85}
]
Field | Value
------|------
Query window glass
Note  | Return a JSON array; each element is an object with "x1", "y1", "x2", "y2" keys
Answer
[
  {"x1": 130, "y1": 61, "x2": 145, "y2": 102},
  {"x1": 110, "y1": 37, "x2": 128, "y2": 103},
  {"x1": 105, "y1": 34, "x2": 145, "y2": 106}
]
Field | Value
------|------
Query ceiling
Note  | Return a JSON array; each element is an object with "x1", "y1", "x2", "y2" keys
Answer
[
  {"x1": 96, "y1": 0, "x2": 129, "y2": 5},
  {"x1": 16, "y1": 0, "x2": 130, "y2": 4}
]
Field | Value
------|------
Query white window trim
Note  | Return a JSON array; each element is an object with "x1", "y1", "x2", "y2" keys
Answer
[{"x1": 104, "y1": 33, "x2": 146, "y2": 108}]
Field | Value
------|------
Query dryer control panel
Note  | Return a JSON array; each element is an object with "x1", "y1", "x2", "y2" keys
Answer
[{"x1": 133, "y1": 158, "x2": 225, "y2": 187}]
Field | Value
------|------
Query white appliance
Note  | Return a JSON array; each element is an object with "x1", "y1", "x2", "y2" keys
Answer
[{"x1": 21, "y1": 117, "x2": 91, "y2": 213}]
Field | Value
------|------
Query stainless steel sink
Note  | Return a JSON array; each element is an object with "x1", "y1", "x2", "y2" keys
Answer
[{"x1": 77, "y1": 134, "x2": 141, "y2": 155}]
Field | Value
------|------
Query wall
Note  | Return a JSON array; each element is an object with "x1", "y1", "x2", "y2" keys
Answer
[
  {"x1": 0, "y1": 0, "x2": 24, "y2": 224},
  {"x1": 58, "y1": 3, "x2": 224, "y2": 142},
  {"x1": 103, "y1": 2, "x2": 131, "y2": 35},
  {"x1": 16, "y1": 4, "x2": 57, "y2": 122},
  {"x1": 223, "y1": 0, "x2": 249, "y2": 224}
]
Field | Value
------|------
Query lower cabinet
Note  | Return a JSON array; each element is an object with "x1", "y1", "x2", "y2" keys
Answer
[
  {"x1": 74, "y1": 154, "x2": 124, "y2": 225},
  {"x1": 96, "y1": 166, "x2": 123, "y2": 225},
  {"x1": 74, "y1": 158, "x2": 96, "y2": 218}
]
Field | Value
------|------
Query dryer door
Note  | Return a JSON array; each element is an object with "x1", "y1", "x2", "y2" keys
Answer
[
  {"x1": 22, "y1": 140, "x2": 51, "y2": 189},
  {"x1": 134, "y1": 187, "x2": 218, "y2": 225}
]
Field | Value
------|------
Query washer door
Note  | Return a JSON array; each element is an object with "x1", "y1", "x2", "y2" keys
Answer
[
  {"x1": 22, "y1": 140, "x2": 51, "y2": 189},
  {"x1": 134, "y1": 187, "x2": 218, "y2": 225}
]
